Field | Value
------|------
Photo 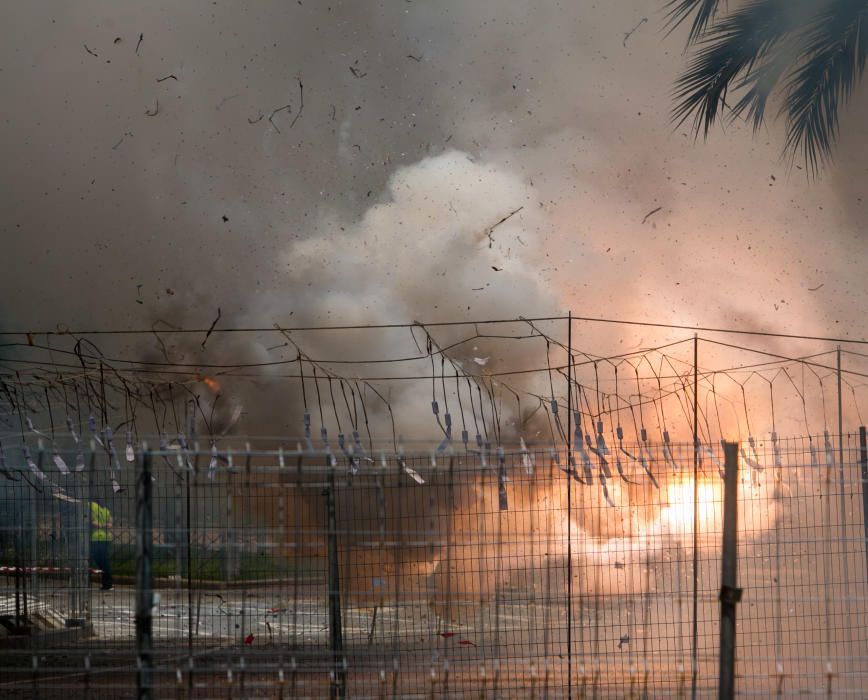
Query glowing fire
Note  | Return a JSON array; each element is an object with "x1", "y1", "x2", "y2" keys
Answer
[
  {"x1": 200, "y1": 376, "x2": 221, "y2": 393},
  {"x1": 662, "y1": 477, "x2": 720, "y2": 535}
]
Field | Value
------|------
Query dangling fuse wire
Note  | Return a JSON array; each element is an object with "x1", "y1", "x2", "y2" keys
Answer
[
  {"x1": 45, "y1": 387, "x2": 69, "y2": 475},
  {"x1": 739, "y1": 384, "x2": 763, "y2": 475},
  {"x1": 122, "y1": 385, "x2": 136, "y2": 462},
  {"x1": 24, "y1": 444, "x2": 48, "y2": 482},
  {"x1": 655, "y1": 389, "x2": 679, "y2": 474},
  {"x1": 312, "y1": 367, "x2": 330, "y2": 450},
  {"x1": 25, "y1": 416, "x2": 48, "y2": 439},
  {"x1": 477, "y1": 385, "x2": 489, "y2": 460},
  {"x1": 587, "y1": 421, "x2": 613, "y2": 479},
  {"x1": 68, "y1": 385, "x2": 85, "y2": 472},
  {"x1": 578, "y1": 388, "x2": 598, "y2": 483},
  {"x1": 768, "y1": 382, "x2": 783, "y2": 473},
  {"x1": 122, "y1": 388, "x2": 137, "y2": 463},
  {"x1": 543, "y1": 339, "x2": 565, "y2": 444},
  {"x1": 592, "y1": 413, "x2": 610, "y2": 465},
  {"x1": 13, "y1": 382, "x2": 46, "y2": 486},
  {"x1": 298, "y1": 356, "x2": 313, "y2": 452},
  {"x1": 467, "y1": 378, "x2": 483, "y2": 451},
  {"x1": 355, "y1": 381, "x2": 375, "y2": 456},
  {"x1": 586, "y1": 431, "x2": 616, "y2": 506},
  {"x1": 638, "y1": 425, "x2": 658, "y2": 488},
  {"x1": 632, "y1": 367, "x2": 659, "y2": 487},
  {"x1": 608, "y1": 387, "x2": 637, "y2": 484},
  {"x1": 771, "y1": 432, "x2": 783, "y2": 470},
  {"x1": 619, "y1": 374, "x2": 641, "y2": 467},
  {"x1": 208, "y1": 439, "x2": 219, "y2": 480},
  {"x1": 598, "y1": 470, "x2": 617, "y2": 508},
  {"x1": 585, "y1": 362, "x2": 615, "y2": 492},
  {"x1": 550, "y1": 398, "x2": 567, "y2": 444},
  {"x1": 398, "y1": 452, "x2": 424, "y2": 485},
  {"x1": 148, "y1": 391, "x2": 175, "y2": 473},
  {"x1": 740, "y1": 436, "x2": 763, "y2": 472},
  {"x1": 486, "y1": 381, "x2": 502, "y2": 446},
  {"x1": 615, "y1": 422, "x2": 639, "y2": 484},
  {"x1": 572, "y1": 411, "x2": 592, "y2": 485},
  {"x1": 0, "y1": 438, "x2": 17, "y2": 481},
  {"x1": 823, "y1": 429, "x2": 835, "y2": 478},
  {"x1": 103, "y1": 426, "x2": 122, "y2": 493},
  {"x1": 662, "y1": 430, "x2": 681, "y2": 472},
  {"x1": 332, "y1": 380, "x2": 358, "y2": 475},
  {"x1": 157, "y1": 432, "x2": 180, "y2": 474},
  {"x1": 126, "y1": 427, "x2": 135, "y2": 463},
  {"x1": 346, "y1": 384, "x2": 369, "y2": 464},
  {"x1": 88, "y1": 414, "x2": 105, "y2": 448},
  {"x1": 585, "y1": 392, "x2": 615, "y2": 506},
  {"x1": 456, "y1": 372, "x2": 469, "y2": 451},
  {"x1": 435, "y1": 358, "x2": 453, "y2": 455},
  {"x1": 520, "y1": 436, "x2": 534, "y2": 475},
  {"x1": 176, "y1": 431, "x2": 193, "y2": 472}
]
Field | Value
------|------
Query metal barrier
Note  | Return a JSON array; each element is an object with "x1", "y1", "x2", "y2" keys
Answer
[{"x1": 1, "y1": 435, "x2": 868, "y2": 697}]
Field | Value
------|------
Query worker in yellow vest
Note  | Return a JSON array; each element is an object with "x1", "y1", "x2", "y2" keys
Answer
[{"x1": 90, "y1": 498, "x2": 114, "y2": 591}]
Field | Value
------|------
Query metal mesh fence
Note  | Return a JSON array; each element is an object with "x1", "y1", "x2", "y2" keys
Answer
[{"x1": 1, "y1": 434, "x2": 868, "y2": 698}]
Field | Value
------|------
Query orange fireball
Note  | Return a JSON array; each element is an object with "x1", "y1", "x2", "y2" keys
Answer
[{"x1": 200, "y1": 376, "x2": 221, "y2": 393}]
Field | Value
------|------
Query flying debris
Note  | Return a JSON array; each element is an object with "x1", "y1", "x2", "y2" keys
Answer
[
  {"x1": 622, "y1": 17, "x2": 647, "y2": 47},
  {"x1": 201, "y1": 308, "x2": 222, "y2": 349},
  {"x1": 641, "y1": 206, "x2": 662, "y2": 224}
]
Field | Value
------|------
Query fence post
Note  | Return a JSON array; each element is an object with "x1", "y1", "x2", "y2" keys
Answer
[
  {"x1": 136, "y1": 450, "x2": 154, "y2": 700},
  {"x1": 325, "y1": 460, "x2": 346, "y2": 699},
  {"x1": 566, "y1": 311, "x2": 573, "y2": 700},
  {"x1": 186, "y1": 449, "x2": 195, "y2": 694},
  {"x1": 691, "y1": 333, "x2": 700, "y2": 700},
  {"x1": 718, "y1": 442, "x2": 741, "y2": 700},
  {"x1": 860, "y1": 427, "x2": 868, "y2": 586}
]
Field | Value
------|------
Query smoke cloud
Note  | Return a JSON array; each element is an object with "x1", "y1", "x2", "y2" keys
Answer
[
  {"x1": 1, "y1": 1, "x2": 865, "y2": 344},
  {"x1": 2, "y1": 1, "x2": 866, "y2": 617}
]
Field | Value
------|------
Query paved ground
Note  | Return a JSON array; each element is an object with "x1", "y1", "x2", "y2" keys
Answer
[{"x1": 4, "y1": 570, "x2": 868, "y2": 698}]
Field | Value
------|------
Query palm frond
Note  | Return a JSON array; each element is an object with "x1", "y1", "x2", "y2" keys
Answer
[
  {"x1": 672, "y1": 0, "x2": 807, "y2": 137},
  {"x1": 732, "y1": 41, "x2": 798, "y2": 132},
  {"x1": 665, "y1": 0, "x2": 724, "y2": 45},
  {"x1": 782, "y1": 0, "x2": 868, "y2": 174}
]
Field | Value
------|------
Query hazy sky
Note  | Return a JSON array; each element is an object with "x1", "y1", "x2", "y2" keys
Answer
[{"x1": 1, "y1": 0, "x2": 865, "y2": 345}]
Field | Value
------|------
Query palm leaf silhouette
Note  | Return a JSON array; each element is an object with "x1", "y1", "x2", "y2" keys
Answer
[{"x1": 670, "y1": 0, "x2": 868, "y2": 174}]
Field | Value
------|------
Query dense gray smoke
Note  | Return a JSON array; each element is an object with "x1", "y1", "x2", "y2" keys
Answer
[
  {"x1": 1, "y1": 0, "x2": 866, "y2": 439},
  {"x1": 2, "y1": 0, "x2": 865, "y2": 338},
  {"x1": 2, "y1": 2, "x2": 866, "y2": 623}
]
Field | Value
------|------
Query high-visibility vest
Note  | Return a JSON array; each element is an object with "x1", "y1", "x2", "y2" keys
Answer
[{"x1": 90, "y1": 502, "x2": 113, "y2": 542}]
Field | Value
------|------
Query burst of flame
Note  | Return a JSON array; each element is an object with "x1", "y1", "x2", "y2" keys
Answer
[
  {"x1": 200, "y1": 376, "x2": 221, "y2": 393},
  {"x1": 663, "y1": 477, "x2": 720, "y2": 535}
]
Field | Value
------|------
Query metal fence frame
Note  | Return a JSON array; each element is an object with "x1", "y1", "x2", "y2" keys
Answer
[{"x1": 1, "y1": 434, "x2": 868, "y2": 698}]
